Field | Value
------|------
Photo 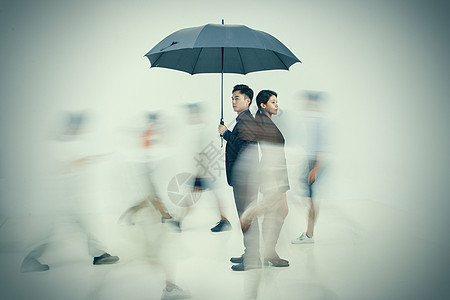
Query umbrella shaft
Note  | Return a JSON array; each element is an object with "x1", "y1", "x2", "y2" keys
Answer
[
  {"x1": 221, "y1": 72, "x2": 223, "y2": 123},
  {"x1": 220, "y1": 44, "x2": 224, "y2": 123}
]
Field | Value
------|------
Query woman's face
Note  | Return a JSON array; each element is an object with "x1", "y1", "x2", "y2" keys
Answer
[{"x1": 262, "y1": 95, "x2": 278, "y2": 115}]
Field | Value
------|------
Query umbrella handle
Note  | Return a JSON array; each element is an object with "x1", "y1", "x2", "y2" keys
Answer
[{"x1": 220, "y1": 119, "x2": 224, "y2": 147}]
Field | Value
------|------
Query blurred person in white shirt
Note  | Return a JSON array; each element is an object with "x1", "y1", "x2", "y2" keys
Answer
[
  {"x1": 20, "y1": 111, "x2": 119, "y2": 272},
  {"x1": 291, "y1": 91, "x2": 330, "y2": 244}
]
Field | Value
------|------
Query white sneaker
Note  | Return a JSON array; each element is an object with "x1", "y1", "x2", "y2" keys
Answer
[
  {"x1": 161, "y1": 285, "x2": 191, "y2": 300},
  {"x1": 291, "y1": 232, "x2": 314, "y2": 244}
]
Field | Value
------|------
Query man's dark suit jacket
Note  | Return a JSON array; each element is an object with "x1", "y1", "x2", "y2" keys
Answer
[{"x1": 222, "y1": 110, "x2": 258, "y2": 186}]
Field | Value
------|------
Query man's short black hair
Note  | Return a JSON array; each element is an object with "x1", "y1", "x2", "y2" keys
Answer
[{"x1": 232, "y1": 84, "x2": 254, "y2": 106}]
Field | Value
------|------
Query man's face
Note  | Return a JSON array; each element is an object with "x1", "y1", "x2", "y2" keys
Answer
[{"x1": 232, "y1": 91, "x2": 250, "y2": 114}]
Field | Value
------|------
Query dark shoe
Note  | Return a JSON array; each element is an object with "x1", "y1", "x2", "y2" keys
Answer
[
  {"x1": 20, "y1": 257, "x2": 50, "y2": 273},
  {"x1": 170, "y1": 220, "x2": 182, "y2": 232},
  {"x1": 230, "y1": 255, "x2": 244, "y2": 264},
  {"x1": 264, "y1": 257, "x2": 289, "y2": 267},
  {"x1": 211, "y1": 220, "x2": 232, "y2": 232},
  {"x1": 93, "y1": 253, "x2": 119, "y2": 265},
  {"x1": 231, "y1": 260, "x2": 261, "y2": 271}
]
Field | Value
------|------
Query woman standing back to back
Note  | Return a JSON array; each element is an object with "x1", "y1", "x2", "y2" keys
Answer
[{"x1": 241, "y1": 89, "x2": 290, "y2": 267}]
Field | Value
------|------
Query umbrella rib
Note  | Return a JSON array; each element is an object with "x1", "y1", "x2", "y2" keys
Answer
[
  {"x1": 236, "y1": 48, "x2": 247, "y2": 74},
  {"x1": 273, "y1": 52, "x2": 289, "y2": 70},
  {"x1": 150, "y1": 53, "x2": 162, "y2": 67},
  {"x1": 190, "y1": 25, "x2": 211, "y2": 74},
  {"x1": 191, "y1": 47, "x2": 204, "y2": 74}
]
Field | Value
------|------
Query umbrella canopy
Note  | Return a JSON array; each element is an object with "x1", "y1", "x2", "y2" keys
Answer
[
  {"x1": 145, "y1": 23, "x2": 300, "y2": 145},
  {"x1": 145, "y1": 23, "x2": 301, "y2": 75}
]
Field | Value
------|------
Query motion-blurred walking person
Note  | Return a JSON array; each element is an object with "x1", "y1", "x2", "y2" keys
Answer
[
  {"x1": 291, "y1": 91, "x2": 329, "y2": 244},
  {"x1": 20, "y1": 112, "x2": 118, "y2": 272}
]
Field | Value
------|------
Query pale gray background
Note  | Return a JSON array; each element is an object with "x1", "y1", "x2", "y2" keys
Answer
[{"x1": 1, "y1": 0, "x2": 449, "y2": 299}]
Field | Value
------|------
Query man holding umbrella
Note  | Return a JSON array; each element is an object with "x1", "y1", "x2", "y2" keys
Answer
[
  {"x1": 218, "y1": 84, "x2": 260, "y2": 271},
  {"x1": 145, "y1": 21, "x2": 301, "y2": 271}
]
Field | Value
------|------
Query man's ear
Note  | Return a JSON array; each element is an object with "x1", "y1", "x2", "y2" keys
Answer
[{"x1": 246, "y1": 98, "x2": 251, "y2": 106}]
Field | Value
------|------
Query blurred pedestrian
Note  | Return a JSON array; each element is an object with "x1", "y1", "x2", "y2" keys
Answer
[
  {"x1": 119, "y1": 112, "x2": 179, "y2": 230},
  {"x1": 20, "y1": 112, "x2": 119, "y2": 272},
  {"x1": 118, "y1": 112, "x2": 190, "y2": 300},
  {"x1": 177, "y1": 103, "x2": 232, "y2": 232},
  {"x1": 291, "y1": 91, "x2": 329, "y2": 244}
]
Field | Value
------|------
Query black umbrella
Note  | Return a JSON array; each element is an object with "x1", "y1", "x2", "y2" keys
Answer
[{"x1": 144, "y1": 21, "x2": 301, "y2": 126}]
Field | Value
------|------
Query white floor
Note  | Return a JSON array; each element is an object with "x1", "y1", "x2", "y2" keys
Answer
[{"x1": 1, "y1": 195, "x2": 449, "y2": 300}]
